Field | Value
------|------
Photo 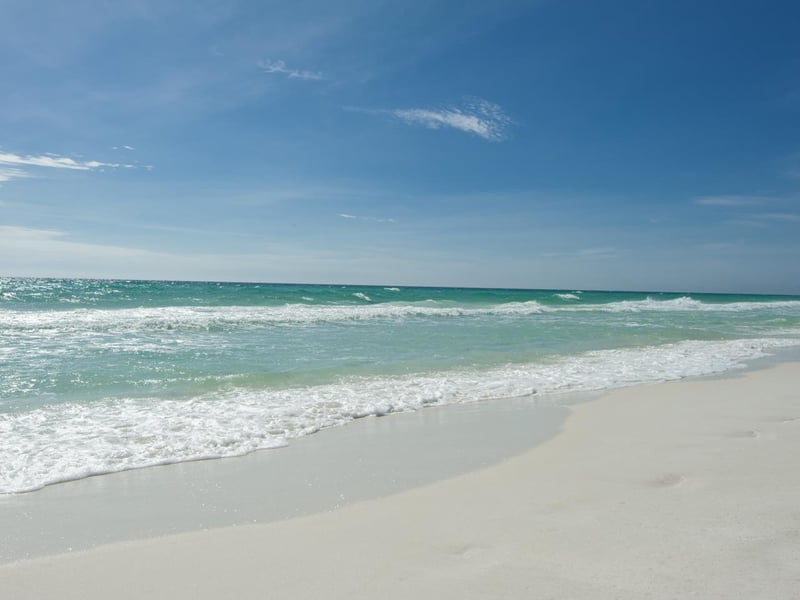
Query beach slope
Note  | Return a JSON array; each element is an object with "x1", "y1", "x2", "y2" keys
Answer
[{"x1": 2, "y1": 364, "x2": 799, "y2": 599}]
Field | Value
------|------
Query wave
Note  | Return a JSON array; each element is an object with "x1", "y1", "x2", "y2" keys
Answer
[
  {"x1": 1, "y1": 336, "x2": 797, "y2": 494},
  {"x1": 584, "y1": 296, "x2": 800, "y2": 313},
  {"x1": 1, "y1": 296, "x2": 799, "y2": 333},
  {"x1": 0, "y1": 301, "x2": 549, "y2": 332}
]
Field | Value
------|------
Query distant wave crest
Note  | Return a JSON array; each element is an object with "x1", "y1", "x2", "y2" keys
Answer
[{"x1": 2, "y1": 296, "x2": 800, "y2": 334}]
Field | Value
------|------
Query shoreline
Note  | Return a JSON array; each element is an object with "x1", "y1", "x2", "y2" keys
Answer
[
  {"x1": 2, "y1": 360, "x2": 799, "y2": 598},
  {"x1": 0, "y1": 388, "x2": 570, "y2": 563},
  {"x1": 6, "y1": 345, "x2": 799, "y2": 505}
]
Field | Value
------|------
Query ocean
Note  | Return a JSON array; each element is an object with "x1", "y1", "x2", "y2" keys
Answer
[{"x1": 2, "y1": 277, "x2": 799, "y2": 495}]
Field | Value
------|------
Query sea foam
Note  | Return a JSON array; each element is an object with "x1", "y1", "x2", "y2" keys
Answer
[
  {"x1": 5, "y1": 296, "x2": 799, "y2": 336},
  {"x1": 1, "y1": 336, "x2": 795, "y2": 494}
]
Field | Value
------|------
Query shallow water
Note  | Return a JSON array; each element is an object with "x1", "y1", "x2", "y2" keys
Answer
[{"x1": 2, "y1": 277, "x2": 799, "y2": 493}]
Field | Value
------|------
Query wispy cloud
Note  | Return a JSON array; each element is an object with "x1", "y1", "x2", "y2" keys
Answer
[
  {"x1": 698, "y1": 195, "x2": 800, "y2": 226},
  {"x1": 723, "y1": 219, "x2": 768, "y2": 228},
  {"x1": 337, "y1": 213, "x2": 396, "y2": 223},
  {"x1": 693, "y1": 195, "x2": 768, "y2": 207},
  {"x1": 0, "y1": 167, "x2": 32, "y2": 183},
  {"x1": 0, "y1": 151, "x2": 135, "y2": 184},
  {"x1": 0, "y1": 151, "x2": 132, "y2": 171},
  {"x1": 541, "y1": 247, "x2": 624, "y2": 259},
  {"x1": 724, "y1": 213, "x2": 800, "y2": 227},
  {"x1": 756, "y1": 212, "x2": 800, "y2": 223},
  {"x1": 356, "y1": 98, "x2": 512, "y2": 142},
  {"x1": 781, "y1": 152, "x2": 800, "y2": 180},
  {"x1": 0, "y1": 225, "x2": 422, "y2": 285},
  {"x1": 698, "y1": 242, "x2": 739, "y2": 252},
  {"x1": 258, "y1": 59, "x2": 323, "y2": 81},
  {"x1": 112, "y1": 145, "x2": 136, "y2": 151}
]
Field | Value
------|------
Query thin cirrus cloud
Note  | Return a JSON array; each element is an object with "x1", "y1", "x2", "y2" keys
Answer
[
  {"x1": 258, "y1": 59, "x2": 323, "y2": 81},
  {"x1": 756, "y1": 212, "x2": 800, "y2": 223},
  {"x1": 541, "y1": 247, "x2": 624, "y2": 259},
  {"x1": 354, "y1": 98, "x2": 512, "y2": 142},
  {"x1": 0, "y1": 151, "x2": 135, "y2": 183},
  {"x1": 338, "y1": 213, "x2": 396, "y2": 223},
  {"x1": 695, "y1": 196, "x2": 800, "y2": 223},
  {"x1": 0, "y1": 167, "x2": 31, "y2": 183},
  {"x1": 693, "y1": 195, "x2": 768, "y2": 207}
]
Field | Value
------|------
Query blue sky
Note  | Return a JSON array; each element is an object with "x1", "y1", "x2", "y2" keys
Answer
[{"x1": 1, "y1": 0, "x2": 799, "y2": 293}]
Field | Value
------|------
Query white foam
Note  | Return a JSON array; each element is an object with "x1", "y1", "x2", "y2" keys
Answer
[
  {"x1": 0, "y1": 301, "x2": 550, "y2": 333},
  {"x1": 575, "y1": 296, "x2": 800, "y2": 313},
  {"x1": 3, "y1": 297, "x2": 798, "y2": 336},
  {"x1": 1, "y1": 336, "x2": 796, "y2": 494},
  {"x1": 555, "y1": 293, "x2": 580, "y2": 300}
]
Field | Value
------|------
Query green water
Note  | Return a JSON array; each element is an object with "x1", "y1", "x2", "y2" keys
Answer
[{"x1": 1, "y1": 277, "x2": 799, "y2": 493}]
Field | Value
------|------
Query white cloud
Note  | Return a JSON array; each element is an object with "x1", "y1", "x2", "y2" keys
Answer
[
  {"x1": 0, "y1": 151, "x2": 136, "y2": 184},
  {"x1": 357, "y1": 98, "x2": 512, "y2": 141},
  {"x1": 0, "y1": 167, "x2": 32, "y2": 183},
  {"x1": 112, "y1": 145, "x2": 136, "y2": 151},
  {"x1": 258, "y1": 59, "x2": 323, "y2": 81},
  {"x1": 0, "y1": 226, "x2": 66, "y2": 243},
  {"x1": 0, "y1": 151, "x2": 130, "y2": 171}
]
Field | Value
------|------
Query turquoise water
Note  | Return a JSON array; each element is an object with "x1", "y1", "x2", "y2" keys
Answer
[{"x1": 2, "y1": 277, "x2": 800, "y2": 493}]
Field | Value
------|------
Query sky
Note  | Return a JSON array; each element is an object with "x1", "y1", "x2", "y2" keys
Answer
[{"x1": 1, "y1": 0, "x2": 799, "y2": 294}]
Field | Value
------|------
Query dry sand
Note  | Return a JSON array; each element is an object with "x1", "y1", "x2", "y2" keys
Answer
[{"x1": 2, "y1": 363, "x2": 799, "y2": 599}]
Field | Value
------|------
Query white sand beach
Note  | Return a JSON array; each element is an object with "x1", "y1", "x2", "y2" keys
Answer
[{"x1": 2, "y1": 363, "x2": 799, "y2": 599}]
